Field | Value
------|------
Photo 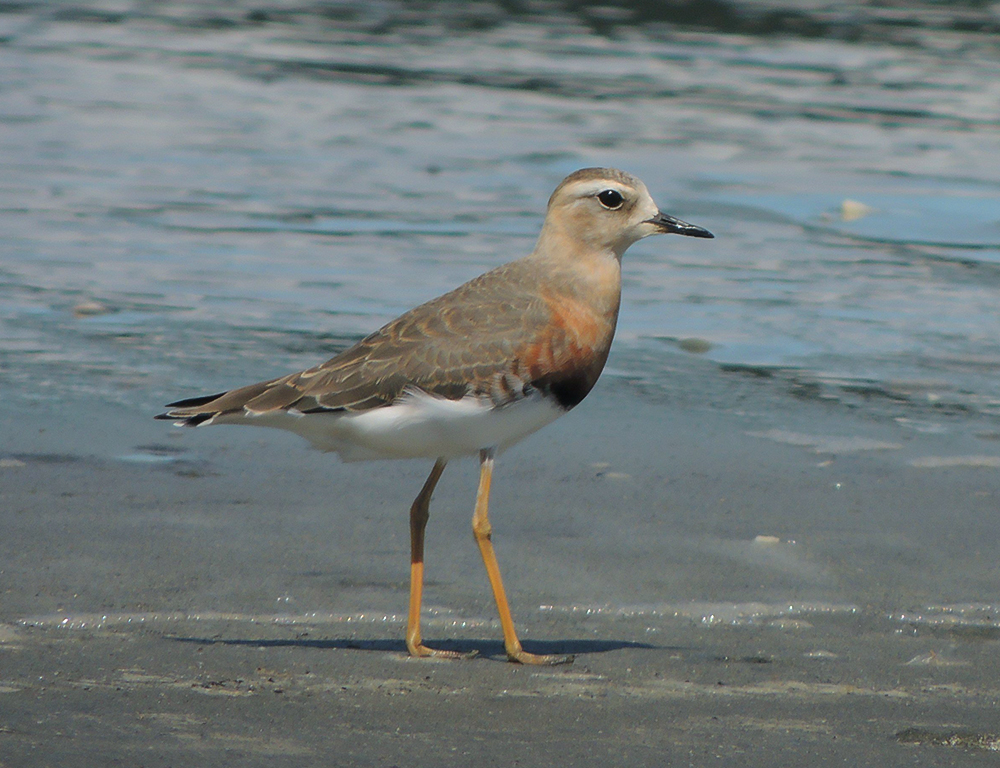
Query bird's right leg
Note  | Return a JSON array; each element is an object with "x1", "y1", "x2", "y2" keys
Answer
[
  {"x1": 406, "y1": 458, "x2": 469, "y2": 659},
  {"x1": 472, "y1": 449, "x2": 573, "y2": 665}
]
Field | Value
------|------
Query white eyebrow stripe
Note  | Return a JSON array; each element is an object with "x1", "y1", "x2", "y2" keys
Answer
[{"x1": 563, "y1": 179, "x2": 632, "y2": 198}]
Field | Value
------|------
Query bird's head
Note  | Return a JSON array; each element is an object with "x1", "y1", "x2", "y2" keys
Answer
[{"x1": 537, "y1": 167, "x2": 713, "y2": 260}]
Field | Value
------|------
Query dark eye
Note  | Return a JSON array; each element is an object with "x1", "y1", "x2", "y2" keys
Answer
[{"x1": 597, "y1": 189, "x2": 624, "y2": 209}]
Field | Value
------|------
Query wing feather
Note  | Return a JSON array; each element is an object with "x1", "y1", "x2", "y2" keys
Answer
[{"x1": 157, "y1": 259, "x2": 618, "y2": 425}]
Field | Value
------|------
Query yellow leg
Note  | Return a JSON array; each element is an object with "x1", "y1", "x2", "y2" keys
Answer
[
  {"x1": 473, "y1": 449, "x2": 573, "y2": 665},
  {"x1": 406, "y1": 459, "x2": 471, "y2": 659}
]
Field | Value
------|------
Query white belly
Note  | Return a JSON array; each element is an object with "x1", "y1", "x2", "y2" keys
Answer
[{"x1": 219, "y1": 390, "x2": 566, "y2": 462}]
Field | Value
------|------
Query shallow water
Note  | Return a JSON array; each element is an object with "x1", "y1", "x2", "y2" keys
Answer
[{"x1": 2, "y1": 0, "x2": 999, "y2": 427}]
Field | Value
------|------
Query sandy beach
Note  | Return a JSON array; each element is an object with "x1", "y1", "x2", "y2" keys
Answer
[{"x1": 4, "y1": 359, "x2": 1000, "y2": 766}]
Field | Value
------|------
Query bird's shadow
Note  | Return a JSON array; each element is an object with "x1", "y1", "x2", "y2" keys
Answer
[{"x1": 165, "y1": 634, "x2": 661, "y2": 659}]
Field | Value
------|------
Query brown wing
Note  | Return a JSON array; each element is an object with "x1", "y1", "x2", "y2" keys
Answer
[{"x1": 157, "y1": 259, "x2": 618, "y2": 426}]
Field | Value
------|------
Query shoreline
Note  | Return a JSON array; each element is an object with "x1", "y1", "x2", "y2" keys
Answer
[{"x1": 3, "y1": 372, "x2": 1000, "y2": 765}]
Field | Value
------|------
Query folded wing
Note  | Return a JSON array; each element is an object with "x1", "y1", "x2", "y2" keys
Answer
[{"x1": 157, "y1": 260, "x2": 615, "y2": 427}]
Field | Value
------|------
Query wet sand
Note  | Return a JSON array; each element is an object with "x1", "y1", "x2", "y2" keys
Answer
[{"x1": 3, "y1": 358, "x2": 1000, "y2": 766}]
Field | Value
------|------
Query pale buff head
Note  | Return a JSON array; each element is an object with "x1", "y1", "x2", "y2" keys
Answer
[{"x1": 536, "y1": 167, "x2": 713, "y2": 259}]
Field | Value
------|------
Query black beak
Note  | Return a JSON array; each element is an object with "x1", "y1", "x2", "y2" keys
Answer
[{"x1": 648, "y1": 211, "x2": 714, "y2": 239}]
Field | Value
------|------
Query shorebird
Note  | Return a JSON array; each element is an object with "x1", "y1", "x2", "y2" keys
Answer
[{"x1": 158, "y1": 168, "x2": 713, "y2": 664}]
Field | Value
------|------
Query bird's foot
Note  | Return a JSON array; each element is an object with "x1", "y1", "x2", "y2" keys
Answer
[
  {"x1": 407, "y1": 643, "x2": 478, "y2": 660},
  {"x1": 506, "y1": 648, "x2": 574, "y2": 665}
]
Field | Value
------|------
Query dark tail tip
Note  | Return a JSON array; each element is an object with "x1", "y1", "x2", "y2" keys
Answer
[
  {"x1": 165, "y1": 391, "x2": 228, "y2": 409},
  {"x1": 155, "y1": 409, "x2": 218, "y2": 427}
]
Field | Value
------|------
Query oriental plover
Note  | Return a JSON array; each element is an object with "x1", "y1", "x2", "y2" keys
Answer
[{"x1": 157, "y1": 168, "x2": 713, "y2": 664}]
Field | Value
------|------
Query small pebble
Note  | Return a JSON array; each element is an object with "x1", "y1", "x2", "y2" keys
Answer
[
  {"x1": 840, "y1": 199, "x2": 874, "y2": 221},
  {"x1": 678, "y1": 337, "x2": 712, "y2": 354},
  {"x1": 73, "y1": 300, "x2": 112, "y2": 317}
]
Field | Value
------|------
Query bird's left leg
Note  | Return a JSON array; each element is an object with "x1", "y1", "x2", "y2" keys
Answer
[{"x1": 406, "y1": 458, "x2": 470, "y2": 659}]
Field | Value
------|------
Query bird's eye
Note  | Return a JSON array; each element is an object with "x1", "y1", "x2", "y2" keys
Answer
[{"x1": 596, "y1": 189, "x2": 624, "y2": 209}]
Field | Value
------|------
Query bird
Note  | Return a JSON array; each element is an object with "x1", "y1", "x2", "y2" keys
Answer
[{"x1": 157, "y1": 168, "x2": 713, "y2": 664}]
